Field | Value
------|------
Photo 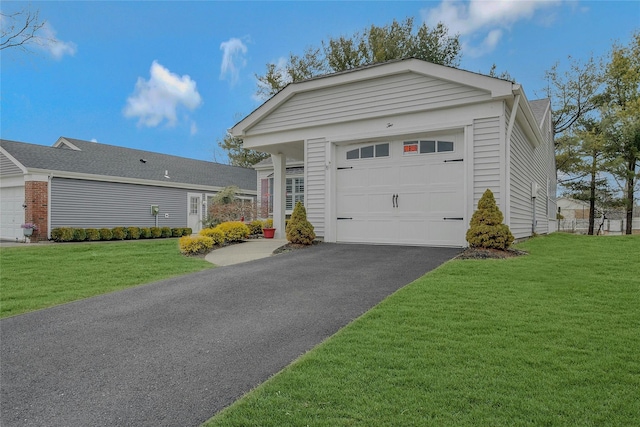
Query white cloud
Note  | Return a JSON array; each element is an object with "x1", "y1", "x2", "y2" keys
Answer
[
  {"x1": 123, "y1": 61, "x2": 202, "y2": 128},
  {"x1": 220, "y1": 37, "x2": 248, "y2": 85},
  {"x1": 422, "y1": 0, "x2": 562, "y2": 56},
  {"x1": 39, "y1": 22, "x2": 77, "y2": 60}
]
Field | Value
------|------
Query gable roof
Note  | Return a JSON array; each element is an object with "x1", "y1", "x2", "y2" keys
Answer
[
  {"x1": 0, "y1": 137, "x2": 256, "y2": 192},
  {"x1": 232, "y1": 58, "x2": 516, "y2": 137}
]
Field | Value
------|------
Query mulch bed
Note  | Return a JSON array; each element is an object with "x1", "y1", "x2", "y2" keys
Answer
[
  {"x1": 455, "y1": 247, "x2": 528, "y2": 260},
  {"x1": 272, "y1": 240, "x2": 321, "y2": 255}
]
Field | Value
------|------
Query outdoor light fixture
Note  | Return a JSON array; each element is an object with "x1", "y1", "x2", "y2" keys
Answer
[{"x1": 140, "y1": 158, "x2": 147, "y2": 163}]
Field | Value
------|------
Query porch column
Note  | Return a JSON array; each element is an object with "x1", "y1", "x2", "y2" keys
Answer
[{"x1": 271, "y1": 153, "x2": 286, "y2": 239}]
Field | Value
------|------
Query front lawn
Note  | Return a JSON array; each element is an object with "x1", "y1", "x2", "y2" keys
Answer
[
  {"x1": 205, "y1": 233, "x2": 640, "y2": 426},
  {"x1": 0, "y1": 239, "x2": 213, "y2": 318}
]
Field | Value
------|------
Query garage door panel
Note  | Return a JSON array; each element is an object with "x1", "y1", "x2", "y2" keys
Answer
[
  {"x1": 428, "y1": 220, "x2": 465, "y2": 245},
  {"x1": 430, "y1": 190, "x2": 464, "y2": 214}
]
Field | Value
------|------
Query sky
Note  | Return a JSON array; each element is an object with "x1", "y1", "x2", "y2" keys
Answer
[{"x1": 1, "y1": 1, "x2": 638, "y2": 164}]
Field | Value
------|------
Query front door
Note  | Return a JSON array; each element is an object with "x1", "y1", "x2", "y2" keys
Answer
[{"x1": 187, "y1": 193, "x2": 202, "y2": 233}]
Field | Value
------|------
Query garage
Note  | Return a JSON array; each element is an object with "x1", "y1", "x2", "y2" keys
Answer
[
  {"x1": 335, "y1": 132, "x2": 465, "y2": 246},
  {"x1": 233, "y1": 58, "x2": 558, "y2": 245},
  {"x1": 0, "y1": 184, "x2": 25, "y2": 241}
]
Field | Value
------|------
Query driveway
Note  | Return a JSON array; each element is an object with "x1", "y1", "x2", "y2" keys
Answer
[{"x1": 1, "y1": 243, "x2": 460, "y2": 426}]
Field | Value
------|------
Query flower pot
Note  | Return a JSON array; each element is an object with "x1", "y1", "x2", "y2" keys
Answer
[
  {"x1": 263, "y1": 228, "x2": 276, "y2": 239},
  {"x1": 23, "y1": 228, "x2": 34, "y2": 237}
]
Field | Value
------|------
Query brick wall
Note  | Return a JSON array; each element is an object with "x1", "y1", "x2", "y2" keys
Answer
[{"x1": 25, "y1": 181, "x2": 48, "y2": 242}]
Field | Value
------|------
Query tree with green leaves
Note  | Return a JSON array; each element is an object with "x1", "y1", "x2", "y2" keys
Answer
[
  {"x1": 600, "y1": 32, "x2": 640, "y2": 235},
  {"x1": 217, "y1": 132, "x2": 270, "y2": 168},
  {"x1": 557, "y1": 118, "x2": 616, "y2": 234},
  {"x1": 256, "y1": 17, "x2": 461, "y2": 99}
]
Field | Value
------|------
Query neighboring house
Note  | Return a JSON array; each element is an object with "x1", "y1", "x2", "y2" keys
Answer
[
  {"x1": 557, "y1": 196, "x2": 640, "y2": 235},
  {"x1": 235, "y1": 58, "x2": 557, "y2": 247},
  {"x1": 0, "y1": 137, "x2": 256, "y2": 241},
  {"x1": 556, "y1": 197, "x2": 594, "y2": 220}
]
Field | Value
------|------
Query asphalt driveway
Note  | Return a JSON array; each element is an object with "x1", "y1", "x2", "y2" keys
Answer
[{"x1": 1, "y1": 243, "x2": 460, "y2": 426}]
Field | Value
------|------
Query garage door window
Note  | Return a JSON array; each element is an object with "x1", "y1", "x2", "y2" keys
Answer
[
  {"x1": 404, "y1": 140, "x2": 455, "y2": 155},
  {"x1": 346, "y1": 143, "x2": 389, "y2": 160}
]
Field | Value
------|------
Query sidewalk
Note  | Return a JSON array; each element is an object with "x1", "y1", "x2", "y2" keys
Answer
[{"x1": 205, "y1": 238, "x2": 288, "y2": 266}]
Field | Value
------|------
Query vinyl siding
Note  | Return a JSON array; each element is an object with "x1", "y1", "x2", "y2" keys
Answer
[
  {"x1": 0, "y1": 152, "x2": 22, "y2": 176},
  {"x1": 473, "y1": 117, "x2": 502, "y2": 206},
  {"x1": 305, "y1": 138, "x2": 326, "y2": 238},
  {"x1": 51, "y1": 178, "x2": 190, "y2": 229},
  {"x1": 509, "y1": 119, "x2": 551, "y2": 238},
  {"x1": 250, "y1": 72, "x2": 491, "y2": 134}
]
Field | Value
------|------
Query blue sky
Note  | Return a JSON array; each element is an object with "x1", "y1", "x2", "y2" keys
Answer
[{"x1": 1, "y1": 1, "x2": 638, "y2": 163}]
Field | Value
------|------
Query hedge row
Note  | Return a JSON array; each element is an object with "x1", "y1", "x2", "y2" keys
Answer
[{"x1": 50, "y1": 226, "x2": 193, "y2": 242}]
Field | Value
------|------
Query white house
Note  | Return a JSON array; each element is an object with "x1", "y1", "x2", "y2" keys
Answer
[{"x1": 233, "y1": 58, "x2": 557, "y2": 247}]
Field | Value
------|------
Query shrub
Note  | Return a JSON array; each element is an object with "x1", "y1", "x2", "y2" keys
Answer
[
  {"x1": 178, "y1": 235, "x2": 215, "y2": 255},
  {"x1": 466, "y1": 189, "x2": 514, "y2": 250},
  {"x1": 248, "y1": 220, "x2": 263, "y2": 235},
  {"x1": 160, "y1": 227, "x2": 172, "y2": 238},
  {"x1": 99, "y1": 228, "x2": 113, "y2": 241},
  {"x1": 150, "y1": 227, "x2": 162, "y2": 238},
  {"x1": 111, "y1": 227, "x2": 127, "y2": 240},
  {"x1": 127, "y1": 227, "x2": 141, "y2": 240},
  {"x1": 171, "y1": 228, "x2": 183, "y2": 237},
  {"x1": 51, "y1": 227, "x2": 74, "y2": 242},
  {"x1": 139, "y1": 227, "x2": 151, "y2": 239},
  {"x1": 199, "y1": 227, "x2": 226, "y2": 245},
  {"x1": 263, "y1": 218, "x2": 274, "y2": 229},
  {"x1": 85, "y1": 228, "x2": 101, "y2": 241},
  {"x1": 183, "y1": 227, "x2": 192, "y2": 236},
  {"x1": 72, "y1": 228, "x2": 87, "y2": 242},
  {"x1": 286, "y1": 202, "x2": 316, "y2": 245},
  {"x1": 216, "y1": 221, "x2": 250, "y2": 242}
]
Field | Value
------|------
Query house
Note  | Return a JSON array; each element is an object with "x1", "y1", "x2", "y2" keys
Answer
[
  {"x1": 557, "y1": 196, "x2": 640, "y2": 235},
  {"x1": 233, "y1": 58, "x2": 557, "y2": 246},
  {"x1": 0, "y1": 137, "x2": 256, "y2": 241}
]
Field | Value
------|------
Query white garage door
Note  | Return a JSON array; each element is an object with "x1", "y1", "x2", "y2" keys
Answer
[
  {"x1": 0, "y1": 185, "x2": 25, "y2": 241},
  {"x1": 336, "y1": 133, "x2": 465, "y2": 246}
]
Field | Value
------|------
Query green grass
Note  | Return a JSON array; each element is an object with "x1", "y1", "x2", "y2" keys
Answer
[
  {"x1": 205, "y1": 233, "x2": 640, "y2": 427},
  {"x1": 0, "y1": 239, "x2": 213, "y2": 318}
]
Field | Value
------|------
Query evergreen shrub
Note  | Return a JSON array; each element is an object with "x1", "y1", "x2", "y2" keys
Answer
[
  {"x1": 150, "y1": 227, "x2": 162, "y2": 238},
  {"x1": 171, "y1": 228, "x2": 183, "y2": 237},
  {"x1": 139, "y1": 227, "x2": 152, "y2": 239},
  {"x1": 286, "y1": 202, "x2": 316, "y2": 245},
  {"x1": 111, "y1": 227, "x2": 127, "y2": 240},
  {"x1": 127, "y1": 227, "x2": 141, "y2": 240},
  {"x1": 160, "y1": 227, "x2": 172, "y2": 238},
  {"x1": 199, "y1": 227, "x2": 225, "y2": 245},
  {"x1": 466, "y1": 189, "x2": 514, "y2": 250},
  {"x1": 248, "y1": 220, "x2": 263, "y2": 235},
  {"x1": 216, "y1": 221, "x2": 250, "y2": 242},
  {"x1": 72, "y1": 228, "x2": 87, "y2": 242},
  {"x1": 99, "y1": 228, "x2": 113, "y2": 241},
  {"x1": 179, "y1": 235, "x2": 214, "y2": 255},
  {"x1": 51, "y1": 227, "x2": 74, "y2": 242},
  {"x1": 85, "y1": 228, "x2": 101, "y2": 241}
]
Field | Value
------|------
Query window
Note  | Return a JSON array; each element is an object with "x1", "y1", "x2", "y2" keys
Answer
[
  {"x1": 189, "y1": 196, "x2": 199, "y2": 215},
  {"x1": 286, "y1": 177, "x2": 304, "y2": 210},
  {"x1": 404, "y1": 139, "x2": 455, "y2": 155},
  {"x1": 346, "y1": 143, "x2": 390, "y2": 160},
  {"x1": 438, "y1": 141, "x2": 454, "y2": 152},
  {"x1": 420, "y1": 140, "x2": 435, "y2": 153}
]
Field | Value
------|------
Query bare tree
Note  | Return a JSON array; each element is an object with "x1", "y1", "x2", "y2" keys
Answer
[{"x1": 1, "y1": 6, "x2": 47, "y2": 52}]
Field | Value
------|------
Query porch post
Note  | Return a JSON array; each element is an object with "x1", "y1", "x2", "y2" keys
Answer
[{"x1": 271, "y1": 153, "x2": 286, "y2": 239}]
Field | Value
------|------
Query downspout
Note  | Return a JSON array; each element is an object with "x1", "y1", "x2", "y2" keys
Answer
[{"x1": 505, "y1": 92, "x2": 521, "y2": 229}]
